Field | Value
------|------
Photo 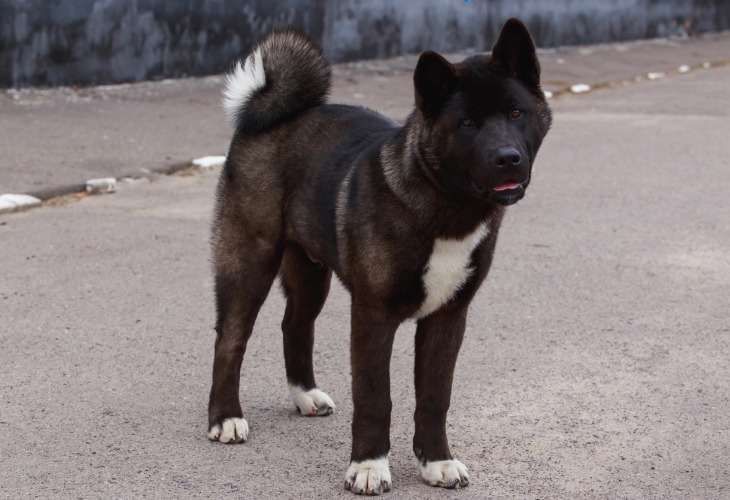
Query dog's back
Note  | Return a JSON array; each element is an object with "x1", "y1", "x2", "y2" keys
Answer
[{"x1": 217, "y1": 28, "x2": 403, "y2": 276}]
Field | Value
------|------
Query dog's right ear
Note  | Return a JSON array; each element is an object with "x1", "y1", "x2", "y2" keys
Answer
[{"x1": 414, "y1": 51, "x2": 460, "y2": 117}]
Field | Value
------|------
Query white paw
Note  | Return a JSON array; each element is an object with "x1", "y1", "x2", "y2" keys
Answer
[
  {"x1": 288, "y1": 384, "x2": 335, "y2": 416},
  {"x1": 420, "y1": 459, "x2": 469, "y2": 488},
  {"x1": 344, "y1": 457, "x2": 392, "y2": 495},
  {"x1": 207, "y1": 417, "x2": 249, "y2": 444}
]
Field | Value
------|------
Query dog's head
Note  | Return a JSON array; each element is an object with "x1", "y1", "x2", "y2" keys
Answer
[{"x1": 412, "y1": 18, "x2": 552, "y2": 206}]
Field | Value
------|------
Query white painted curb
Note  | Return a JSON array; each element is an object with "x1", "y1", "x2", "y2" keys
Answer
[
  {"x1": 570, "y1": 83, "x2": 591, "y2": 94},
  {"x1": 0, "y1": 194, "x2": 42, "y2": 214},
  {"x1": 86, "y1": 177, "x2": 117, "y2": 194},
  {"x1": 2, "y1": 154, "x2": 225, "y2": 216},
  {"x1": 192, "y1": 156, "x2": 226, "y2": 169}
]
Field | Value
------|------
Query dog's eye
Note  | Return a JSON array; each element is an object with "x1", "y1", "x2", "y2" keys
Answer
[
  {"x1": 460, "y1": 117, "x2": 475, "y2": 128},
  {"x1": 510, "y1": 109, "x2": 524, "y2": 119}
]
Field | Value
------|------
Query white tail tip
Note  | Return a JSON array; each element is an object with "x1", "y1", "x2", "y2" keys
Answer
[{"x1": 222, "y1": 48, "x2": 266, "y2": 126}]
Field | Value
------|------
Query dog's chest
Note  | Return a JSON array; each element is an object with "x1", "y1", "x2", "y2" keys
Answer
[{"x1": 413, "y1": 224, "x2": 488, "y2": 319}]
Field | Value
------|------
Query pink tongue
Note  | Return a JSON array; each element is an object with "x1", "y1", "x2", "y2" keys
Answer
[{"x1": 493, "y1": 181, "x2": 521, "y2": 191}]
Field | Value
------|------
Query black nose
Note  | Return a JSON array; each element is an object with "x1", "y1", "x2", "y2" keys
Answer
[{"x1": 494, "y1": 147, "x2": 521, "y2": 167}]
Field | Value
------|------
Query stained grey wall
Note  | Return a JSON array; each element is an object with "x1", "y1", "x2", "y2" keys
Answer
[
  {"x1": 0, "y1": 0, "x2": 324, "y2": 87},
  {"x1": 322, "y1": 0, "x2": 730, "y2": 60},
  {"x1": 1, "y1": 0, "x2": 729, "y2": 88}
]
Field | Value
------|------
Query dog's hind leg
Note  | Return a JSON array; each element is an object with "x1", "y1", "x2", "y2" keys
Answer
[
  {"x1": 279, "y1": 243, "x2": 335, "y2": 416},
  {"x1": 208, "y1": 239, "x2": 282, "y2": 444}
]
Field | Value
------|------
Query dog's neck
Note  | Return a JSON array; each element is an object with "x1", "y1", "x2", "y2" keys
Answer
[{"x1": 380, "y1": 116, "x2": 502, "y2": 240}]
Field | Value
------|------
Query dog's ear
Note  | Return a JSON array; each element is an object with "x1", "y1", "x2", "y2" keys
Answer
[
  {"x1": 491, "y1": 18, "x2": 541, "y2": 90},
  {"x1": 414, "y1": 51, "x2": 460, "y2": 116}
]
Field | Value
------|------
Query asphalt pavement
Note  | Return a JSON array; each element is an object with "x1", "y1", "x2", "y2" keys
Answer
[{"x1": 1, "y1": 32, "x2": 729, "y2": 498}]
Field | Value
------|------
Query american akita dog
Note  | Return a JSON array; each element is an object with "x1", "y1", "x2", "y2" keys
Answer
[{"x1": 207, "y1": 18, "x2": 551, "y2": 495}]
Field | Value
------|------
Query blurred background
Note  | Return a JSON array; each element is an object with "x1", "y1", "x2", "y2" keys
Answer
[{"x1": 2, "y1": 0, "x2": 730, "y2": 88}]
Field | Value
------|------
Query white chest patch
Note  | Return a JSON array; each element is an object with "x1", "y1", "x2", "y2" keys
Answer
[{"x1": 413, "y1": 224, "x2": 488, "y2": 319}]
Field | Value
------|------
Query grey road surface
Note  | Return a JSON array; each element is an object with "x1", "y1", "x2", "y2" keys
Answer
[{"x1": 2, "y1": 47, "x2": 730, "y2": 498}]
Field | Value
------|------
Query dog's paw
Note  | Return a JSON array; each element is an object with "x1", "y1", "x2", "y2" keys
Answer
[
  {"x1": 207, "y1": 417, "x2": 249, "y2": 444},
  {"x1": 288, "y1": 385, "x2": 335, "y2": 416},
  {"x1": 344, "y1": 457, "x2": 392, "y2": 495},
  {"x1": 420, "y1": 459, "x2": 469, "y2": 488}
]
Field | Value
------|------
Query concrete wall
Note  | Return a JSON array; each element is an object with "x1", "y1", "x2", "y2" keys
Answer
[{"x1": 2, "y1": 0, "x2": 729, "y2": 88}]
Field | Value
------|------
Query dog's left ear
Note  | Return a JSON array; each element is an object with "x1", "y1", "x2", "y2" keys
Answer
[
  {"x1": 414, "y1": 51, "x2": 460, "y2": 116},
  {"x1": 491, "y1": 18, "x2": 541, "y2": 90}
]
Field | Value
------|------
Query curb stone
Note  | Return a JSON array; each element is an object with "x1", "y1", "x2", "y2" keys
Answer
[
  {"x1": 0, "y1": 194, "x2": 42, "y2": 214},
  {"x1": 0, "y1": 156, "x2": 225, "y2": 217},
  {"x1": 192, "y1": 156, "x2": 226, "y2": 169},
  {"x1": 86, "y1": 177, "x2": 117, "y2": 194}
]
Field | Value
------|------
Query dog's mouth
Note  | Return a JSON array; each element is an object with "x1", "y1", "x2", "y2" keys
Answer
[
  {"x1": 467, "y1": 175, "x2": 526, "y2": 206},
  {"x1": 492, "y1": 180, "x2": 522, "y2": 191},
  {"x1": 468, "y1": 176, "x2": 523, "y2": 194}
]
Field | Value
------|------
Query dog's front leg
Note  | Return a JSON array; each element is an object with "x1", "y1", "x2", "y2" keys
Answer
[
  {"x1": 344, "y1": 301, "x2": 400, "y2": 495},
  {"x1": 413, "y1": 304, "x2": 470, "y2": 489}
]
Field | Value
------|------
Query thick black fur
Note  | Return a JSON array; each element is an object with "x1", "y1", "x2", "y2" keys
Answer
[{"x1": 208, "y1": 19, "x2": 551, "y2": 495}]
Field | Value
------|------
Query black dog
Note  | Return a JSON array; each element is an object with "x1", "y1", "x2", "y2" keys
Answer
[{"x1": 207, "y1": 18, "x2": 551, "y2": 495}]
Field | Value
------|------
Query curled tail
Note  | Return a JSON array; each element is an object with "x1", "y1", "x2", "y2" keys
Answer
[{"x1": 222, "y1": 27, "x2": 331, "y2": 134}]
